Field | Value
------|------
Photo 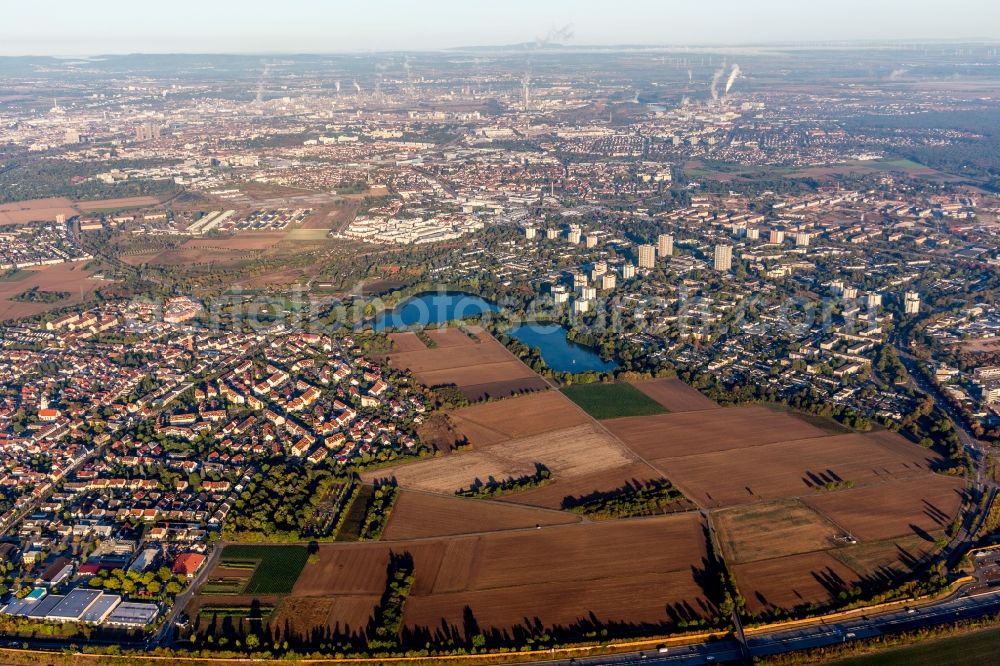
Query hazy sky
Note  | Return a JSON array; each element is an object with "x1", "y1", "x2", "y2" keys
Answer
[{"x1": 3, "y1": 0, "x2": 999, "y2": 56}]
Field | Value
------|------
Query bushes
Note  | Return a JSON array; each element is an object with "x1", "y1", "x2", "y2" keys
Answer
[
  {"x1": 456, "y1": 464, "x2": 552, "y2": 498},
  {"x1": 359, "y1": 479, "x2": 399, "y2": 540},
  {"x1": 562, "y1": 479, "x2": 683, "y2": 519},
  {"x1": 367, "y1": 553, "x2": 415, "y2": 650}
]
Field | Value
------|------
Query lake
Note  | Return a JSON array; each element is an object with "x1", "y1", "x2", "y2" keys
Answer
[
  {"x1": 508, "y1": 323, "x2": 619, "y2": 373},
  {"x1": 373, "y1": 292, "x2": 497, "y2": 331}
]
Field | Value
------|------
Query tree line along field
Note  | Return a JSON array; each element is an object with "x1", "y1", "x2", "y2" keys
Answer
[{"x1": 380, "y1": 490, "x2": 581, "y2": 540}]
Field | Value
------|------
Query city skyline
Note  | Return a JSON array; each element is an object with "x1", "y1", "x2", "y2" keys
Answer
[{"x1": 2, "y1": 0, "x2": 1000, "y2": 56}]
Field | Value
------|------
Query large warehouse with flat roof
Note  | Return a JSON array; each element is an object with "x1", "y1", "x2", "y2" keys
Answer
[
  {"x1": 0, "y1": 588, "x2": 147, "y2": 627},
  {"x1": 80, "y1": 594, "x2": 121, "y2": 624},
  {"x1": 105, "y1": 601, "x2": 159, "y2": 627},
  {"x1": 47, "y1": 589, "x2": 103, "y2": 622}
]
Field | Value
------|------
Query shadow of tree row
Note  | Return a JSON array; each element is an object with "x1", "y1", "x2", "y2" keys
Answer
[{"x1": 193, "y1": 543, "x2": 728, "y2": 654}]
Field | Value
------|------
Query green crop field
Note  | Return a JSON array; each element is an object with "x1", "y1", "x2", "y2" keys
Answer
[
  {"x1": 197, "y1": 605, "x2": 275, "y2": 619},
  {"x1": 832, "y1": 628, "x2": 1000, "y2": 665},
  {"x1": 201, "y1": 577, "x2": 246, "y2": 595},
  {"x1": 336, "y1": 483, "x2": 374, "y2": 541},
  {"x1": 561, "y1": 383, "x2": 668, "y2": 420},
  {"x1": 219, "y1": 545, "x2": 309, "y2": 594}
]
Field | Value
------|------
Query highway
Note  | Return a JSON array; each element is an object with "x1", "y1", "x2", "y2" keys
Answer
[{"x1": 538, "y1": 590, "x2": 1000, "y2": 665}]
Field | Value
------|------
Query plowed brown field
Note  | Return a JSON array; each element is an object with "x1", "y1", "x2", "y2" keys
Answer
[
  {"x1": 805, "y1": 474, "x2": 966, "y2": 541},
  {"x1": 631, "y1": 378, "x2": 721, "y2": 412},
  {"x1": 385, "y1": 330, "x2": 546, "y2": 400},
  {"x1": 734, "y1": 552, "x2": 862, "y2": 615},
  {"x1": 298, "y1": 513, "x2": 714, "y2": 636},
  {"x1": 382, "y1": 491, "x2": 580, "y2": 540}
]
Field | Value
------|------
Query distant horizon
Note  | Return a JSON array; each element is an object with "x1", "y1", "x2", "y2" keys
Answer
[
  {"x1": 3, "y1": 0, "x2": 999, "y2": 57},
  {"x1": 6, "y1": 37, "x2": 1000, "y2": 60}
]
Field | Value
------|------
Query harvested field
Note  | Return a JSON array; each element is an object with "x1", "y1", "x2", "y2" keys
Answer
[
  {"x1": 75, "y1": 196, "x2": 160, "y2": 211},
  {"x1": 381, "y1": 491, "x2": 580, "y2": 540},
  {"x1": 714, "y1": 500, "x2": 843, "y2": 564},
  {"x1": 363, "y1": 423, "x2": 637, "y2": 496},
  {"x1": 832, "y1": 533, "x2": 943, "y2": 583},
  {"x1": 293, "y1": 544, "x2": 393, "y2": 596},
  {"x1": 415, "y1": 362, "x2": 537, "y2": 388},
  {"x1": 405, "y1": 570, "x2": 712, "y2": 638},
  {"x1": 604, "y1": 406, "x2": 826, "y2": 461},
  {"x1": 631, "y1": 379, "x2": 721, "y2": 412},
  {"x1": 649, "y1": 432, "x2": 943, "y2": 508},
  {"x1": 385, "y1": 331, "x2": 545, "y2": 400},
  {"x1": 762, "y1": 404, "x2": 853, "y2": 435},
  {"x1": 425, "y1": 327, "x2": 478, "y2": 347},
  {"x1": 270, "y1": 595, "x2": 378, "y2": 641},
  {"x1": 364, "y1": 389, "x2": 663, "y2": 507},
  {"x1": 302, "y1": 514, "x2": 715, "y2": 636},
  {"x1": 469, "y1": 514, "x2": 705, "y2": 588},
  {"x1": 144, "y1": 246, "x2": 250, "y2": 266},
  {"x1": 120, "y1": 252, "x2": 162, "y2": 266},
  {"x1": 363, "y1": 449, "x2": 538, "y2": 495},
  {"x1": 499, "y1": 424, "x2": 636, "y2": 479},
  {"x1": 408, "y1": 514, "x2": 714, "y2": 633},
  {"x1": 389, "y1": 332, "x2": 429, "y2": 352},
  {"x1": 734, "y1": 551, "x2": 862, "y2": 615},
  {"x1": 284, "y1": 228, "x2": 331, "y2": 241},
  {"x1": 448, "y1": 391, "x2": 590, "y2": 445},
  {"x1": 805, "y1": 474, "x2": 966, "y2": 541},
  {"x1": 0, "y1": 261, "x2": 102, "y2": 321},
  {"x1": 0, "y1": 197, "x2": 78, "y2": 225},
  {"x1": 356, "y1": 278, "x2": 409, "y2": 296},
  {"x1": 389, "y1": 340, "x2": 524, "y2": 370},
  {"x1": 459, "y1": 377, "x2": 549, "y2": 402},
  {"x1": 181, "y1": 233, "x2": 284, "y2": 251}
]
